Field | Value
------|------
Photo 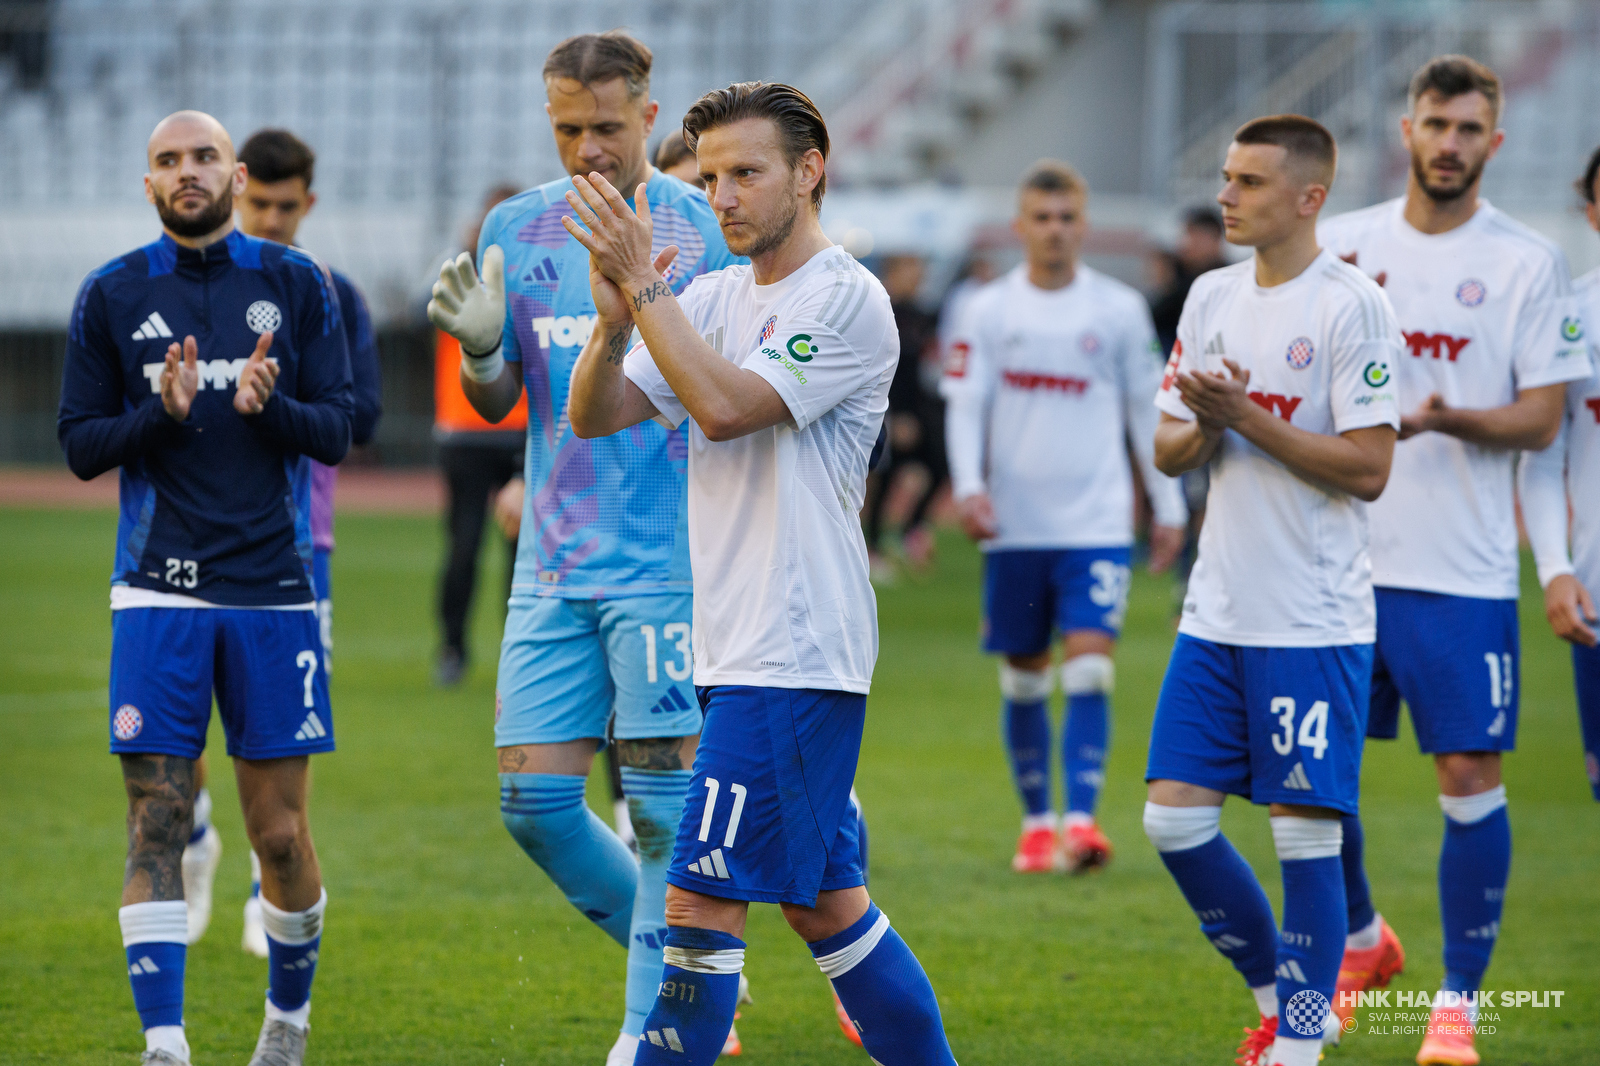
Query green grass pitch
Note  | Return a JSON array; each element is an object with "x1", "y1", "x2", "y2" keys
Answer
[{"x1": 2, "y1": 506, "x2": 1595, "y2": 1064}]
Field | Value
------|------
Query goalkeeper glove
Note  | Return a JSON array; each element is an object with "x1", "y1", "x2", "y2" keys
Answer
[{"x1": 428, "y1": 245, "x2": 507, "y2": 381}]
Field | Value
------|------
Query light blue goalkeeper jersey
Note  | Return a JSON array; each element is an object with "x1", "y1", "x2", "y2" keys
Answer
[{"x1": 478, "y1": 171, "x2": 740, "y2": 600}]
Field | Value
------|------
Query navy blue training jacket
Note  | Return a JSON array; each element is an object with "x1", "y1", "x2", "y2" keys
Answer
[{"x1": 57, "y1": 230, "x2": 353, "y2": 606}]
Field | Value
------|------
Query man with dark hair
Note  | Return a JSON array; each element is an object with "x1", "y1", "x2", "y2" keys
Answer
[
  {"x1": 566, "y1": 78, "x2": 958, "y2": 1066},
  {"x1": 1319, "y1": 57, "x2": 1589, "y2": 1065},
  {"x1": 215, "y1": 127, "x2": 382, "y2": 957},
  {"x1": 1151, "y1": 206, "x2": 1230, "y2": 354},
  {"x1": 943, "y1": 157, "x2": 1186, "y2": 876},
  {"x1": 58, "y1": 110, "x2": 352, "y2": 1066},
  {"x1": 426, "y1": 31, "x2": 742, "y2": 1065},
  {"x1": 1521, "y1": 147, "x2": 1600, "y2": 807},
  {"x1": 654, "y1": 131, "x2": 702, "y2": 187},
  {"x1": 1147, "y1": 114, "x2": 1401, "y2": 1066}
]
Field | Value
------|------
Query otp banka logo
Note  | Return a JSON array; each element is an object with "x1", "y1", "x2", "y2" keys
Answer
[{"x1": 532, "y1": 314, "x2": 596, "y2": 351}]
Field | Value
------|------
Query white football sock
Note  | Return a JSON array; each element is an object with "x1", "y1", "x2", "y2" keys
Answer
[
  {"x1": 1021, "y1": 811, "x2": 1058, "y2": 833},
  {"x1": 1346, "y1": 913, "x2": 1383, "y2": 951},
  {"x1": 1251, "y1": 983, "x2": 1278, "y2": 1020},
  {"x1": 145, "y1": 1024, "x2": 190, "y2": 1061},
  {"x1": 1270, "y1": 1034, "x2": 1322, "y2": 1066}
]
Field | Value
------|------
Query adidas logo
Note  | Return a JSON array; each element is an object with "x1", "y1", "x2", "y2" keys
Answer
[
  {"x1": 1487, "y1": 710, "x2": 1506, "y2": 737},
  {"x1": 282, "y1": 948, "x2": 319, "y2": 971},
  {"x1": 132, "y1": 312, "x2": 174, "y2": 340},
  {"x1": 635, "y1": 926, "x2": 672, "y2": 950},
  {"x1": 1204, "y1": 332, "x2": 1226, "y2": 355},
  {"x1": 294, "y1": 711, "x2": 328, "y2": 741},
  {"x1": 1282, "y1": 762, "x2": 1312, "y2": 791},
  {"x1": 1465, "y1": 921, "x2": 1500, "y2": 940},
  {"x1": 642, "y1": 1028, "x2": 685, "y2": 1053},
  {"x1": 685, "y1": 848, "x2": 730, "y2": 880},
  {"x1": 1277, "y1": 959, "x2": 1308, "y2": 983},
  {"x1": 129, "y1": 955, "x2": 160, "y2": 975},
  {"x1": 1211, "y1": 934, "x2": 1249, "y2": 951}
]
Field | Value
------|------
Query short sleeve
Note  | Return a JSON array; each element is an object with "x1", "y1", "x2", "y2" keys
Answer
[
  {"x1": 1328, "y1": 279, "x2": 1402, "y2": 434},
  {"x1": 623, "y1": 341, "x2": 689, "y2": 428},
  {"x1": 744, "y1": 279, "x2": 896, "y2": 433},
  {"x1": 1512, "y1": 258, "x2": 1591, "y2": 389},
  {"x1": 938, "y1": 285, "x2": 995, "y2": 402},
  {"x1": 1154, "y1": 285, "x2": 1205, "y2": 421}
]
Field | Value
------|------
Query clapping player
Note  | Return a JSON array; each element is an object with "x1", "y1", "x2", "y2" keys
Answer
[
  {"x1": 566, "y1": 81, "x2": 959, "y2": 1066},
  {"x1": 57, "y1": 111, "x2": 352, "y2": 1066},
  {"x1": 1146, "y1": 115, "x2": 1400, "y2": 1066}
]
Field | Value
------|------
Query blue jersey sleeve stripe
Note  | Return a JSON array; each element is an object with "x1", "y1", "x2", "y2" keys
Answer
[{"x1": 283, "y1": 247, "x2": 342, "y2": 336}]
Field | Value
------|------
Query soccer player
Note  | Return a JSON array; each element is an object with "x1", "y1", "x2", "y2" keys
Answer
[
  {"x1": 57, "y1": 110, "x2": 352, "y2": 1066},
  {"x1": 565, "y1": 79, "x2": 958, "y2": 1066},
  {"x1": 424, "y1": 32, "x2": 740, "y2": 1064},
  {"x1": 1520, "y1": 144, "x2": 1600, "y2": 801},
  {"x1": 655, "y1": 131, "x2": 703, "y2": 188},
  {"x1": 1145, "y1": 115, "x2": 1401, "y2": 1066},
  {"x1": 217, "y1": 127, "x2": 382, "y2": 958},
  {"x1": 1318, "y1": 56, "x2": 1590, "y2": 1064},
  {"x1": 942, "y1": 159, "x2": 1188, "y2": 873},
  {"x1": 1516, "y1": 145, "x2": 1600, "y2": 800}
]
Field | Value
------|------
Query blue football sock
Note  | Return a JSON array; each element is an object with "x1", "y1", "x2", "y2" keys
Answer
[
  {"x1": 811, "y1": 904, "x2": 957, "y2": 1066},
  {"x1": 1272, "y1": 816, "x2": 1345, "y2": 1048},
  {"x1": 1572, "y1": 643, "x2": 1600, "y2": 802},
  {"x1": 1145, "y1": 806, "x2": 1278, "y2": 988},
  {"x1": 260, "y1": 889, "x2": 325, "y2": 1023},
  {"x1": 120, "y1": 901, "x2": 188, "y2": 1032},
  {"x1": 1340, "y1": 812, "x2": 1376, "y2": 935},
  {"x1": 1002, "y1": 696, "x2": 1052, "y2": 818},
  {"x1": 620, "y1": 767, "x2": 692, "y2": 1038},
  {"x1": 635, "y1": 928, "x2": 745, "y2": 1065},
  {"x1": 1438, "y1": 790, "x2": 1511, "y2": 995},
  {"x1": 500, "y1": 773, "x2": 638, "y2": 947},
  {"x1": 1063, "y1": 692, "x2": 1109, "y2": 818}
]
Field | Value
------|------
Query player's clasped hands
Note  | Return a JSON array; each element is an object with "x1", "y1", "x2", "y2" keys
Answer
[
  {"x1": 562, "y1": 173, "x2": 679, "y2": 318},
  {"x1": 159, "y1": 335, "x2": 201, "y2": 421},
  {"x1": 1174, "y1": 358, "x2": 1253, "y2": 431}
]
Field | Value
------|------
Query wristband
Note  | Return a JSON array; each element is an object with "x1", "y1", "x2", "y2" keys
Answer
[{"x1": 461, "y1": 341, "x2": 505, "y2": 384}]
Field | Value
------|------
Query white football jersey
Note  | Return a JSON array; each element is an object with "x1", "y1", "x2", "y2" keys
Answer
[
  {"x1": 624, "y1": 245, "x2": 895, "y2": 695},
  {"x1": 1156, "y1": 251, "x2": 1402, "y2": 647},
  {"x1": 940, "y1": 264, "x2": 1187, "y2": 549},
  {"x1": 1319, "y1": 198, "x2": 1590, "y2": 599},
  {"x1": 1519, "y1": 267, "x2": 1600, "y2": 594}
]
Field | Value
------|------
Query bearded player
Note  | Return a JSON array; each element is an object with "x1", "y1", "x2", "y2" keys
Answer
[
  {"x1": 1147, "y1": 115, "x2": 1400, "y2": 1066},
  {"x1": 566, "y1": 80, "x2": 959, "y2": 1066},
  {"x1": 1319, "y1": 56, "x2": 1590, "y2": 1065},
  {"x1": 1519, "y1": 145, "x2": 1600, "y2": 804},
  {"x1": 58, "y1": 110, "x2": 351, "y2": 1066},
  {"x1": 425, "y1": 32, "x2": 742, "y2": 1064},
  {"x1": 943, "y1": 158, "x2": 1187, "y2": 874}
]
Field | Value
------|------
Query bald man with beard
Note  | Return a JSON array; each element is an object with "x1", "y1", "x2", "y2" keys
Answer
[{"x1": 57, "y1": 110, "x2": 352, "y2": 1066}]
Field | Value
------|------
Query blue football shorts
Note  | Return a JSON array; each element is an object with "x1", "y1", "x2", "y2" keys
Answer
[
  {"x1": 1145, "y1": 634, "x2": 1371, "y2": 814},
  {"x1": 983, "y1": 546, "x2": 1132, "y2": 655},
  {"x1": 109, "y1": 605, "x2": 332, "y2": 761},
  {"x1": 312, "y1": 548, "x2": 333, "y2": 672},
  {"x1": 494, "y1": 594, "x2": 701, "y2": 747},
  {"x1": 1368, "y1": 588, "x2": 1520, "y2": 753},
  {"x1": 665, "y1": 686, "x2": 867, "y2": 907},
  {"x1": 1569, "y1": 641, "x2": 1600, "y2": 802}
]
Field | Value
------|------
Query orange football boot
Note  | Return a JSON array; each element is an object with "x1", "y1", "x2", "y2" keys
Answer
[
  {"x1": 1011, "y1": 826, "x2": 1065, "y2": 873},
  {"x1": 1333, "y1": 917, "x2": 1406, "y2": 1026},
  {"x1": 1064, "y1": 820, "x2": 1114, "y2": 873},
  {"x1": 1235, "y1": 1014, "x2": 1278, "y2": 1066},
  {"x1": 1416, "y1": 1005, "x2": 1479, "y2": 1065}
]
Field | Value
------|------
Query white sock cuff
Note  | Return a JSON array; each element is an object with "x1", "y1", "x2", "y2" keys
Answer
[
  {"x1": 1142, "y1": 802, "x2": 1220, "y2": 852},
  {"x1": 999, "y1": 663, "x2": 1053, "y2": 701},
  {"x1": 1062, "y1": 653, "x2": 1115, "y2": 695},
  {"x1": 144, "y1": 1025, "x2": 189, "y2": 1059},
  {"x1": 120, "y1": 900, "x2": 189, "y2": 946},
  {"x1": 1270, "y1": 815, "x2": 1342, "y2": 861},
  {"x1": 259, "y1": 888, "x2": 327, "y2": 946},
  {"x1": 662, "y1": 945, "x2": 745, "y2": 975},
  {"x1": 192, "y1": 788, "x2": 212, "y2": 831},
  {"x1": 1439, "y1": 785, "x2": 1507, "y2": 825},
  {"x1": 265, "y1": 995, "x2": 312, "y2": 1032},
  {"x1": 813, "y1": 911, "x2": 892, "y2": 980}
]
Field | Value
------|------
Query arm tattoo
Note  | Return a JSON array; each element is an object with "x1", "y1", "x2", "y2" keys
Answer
[
  {"x1": 605, "y1": 326, "x2": 632, "y2": 366},
  {"x1": 615, "y1": 736, "x2": 690, "y2": 771},
  {"x1": 631, "y1": 280, "x2": 672, "y2": 312},
  {"x1": 120, "y1": 754, "x2": 196, "y2": 901}
]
